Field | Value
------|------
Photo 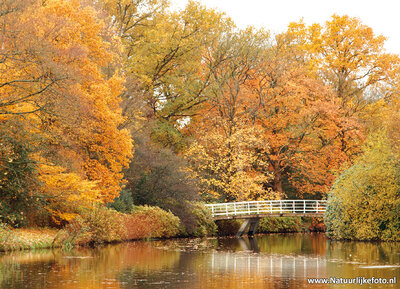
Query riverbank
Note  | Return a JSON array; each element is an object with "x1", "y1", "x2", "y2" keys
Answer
[
  {"x1": 0, "y1": 204, "x2": 215, "y2": 252},
  {"x1": 1, "y1": 213, "x2": 326, "y2": 252},
  {"x1": 0, "y1": 225, "x2": 58, "y2": 251}
]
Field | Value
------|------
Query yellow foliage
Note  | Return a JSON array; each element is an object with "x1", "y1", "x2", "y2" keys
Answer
[
  {"x1": 326, "y1": 131, "x2": 400, "y2": 241},
  {"x1": 186, "y1": 119, "x2": 278, "y2": 202},
  {"x1": 286, "y1": 15, "x2": 400, "y2": 112},
  {"x1": 37, "y1": 160, "x2": 101, "y2": 223}
]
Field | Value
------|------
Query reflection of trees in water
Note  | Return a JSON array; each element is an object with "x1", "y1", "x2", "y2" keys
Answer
[
  {"x1": 1, "y1": 235, "x2": 399, "y2": 289},
  {"x1": 326, "y1": 240, "x2": 400, "y2": 264},
  {"x1": 325, "y1": 240, "x2": 400, "y2": 287},
  {"x1": 0, "y1": 242, "x2": 180, "y2": 289},
  {"x1": 0, "y1": 250, "x2": 60, "y2": 289}
]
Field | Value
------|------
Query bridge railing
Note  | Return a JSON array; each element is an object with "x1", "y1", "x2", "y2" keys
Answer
[{"x1": 205, "y1": 200, "x2": 327, "y2": 218}]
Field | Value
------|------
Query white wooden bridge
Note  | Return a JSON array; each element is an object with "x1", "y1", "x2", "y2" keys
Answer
[
  {"x1": 205, "y1": 200, "x2": 326, "y2": 220},
  {"x1": 205, "y1": 200, "x2": 326, "y2": 237}
]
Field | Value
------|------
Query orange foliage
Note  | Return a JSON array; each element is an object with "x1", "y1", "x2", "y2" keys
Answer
[
  {"x1": 188, "y1": 33, "x2": 363, "y2": 198},
  {"x1": 124, "y1": 206, "x2": 181, "y2": 239},
  {"x1": 0, "y1": 0, "x2": 133, "y2": 224},
  {"x1": 250, "y1": 43, "x2": 362, "y2": 196},
  {"x1": 34, "y1": 0, "x2": 133, "y2": 203}
]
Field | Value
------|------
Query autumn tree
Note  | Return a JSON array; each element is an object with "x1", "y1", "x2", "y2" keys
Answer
[
  {"x1": 187, "y1": 28, "x2": 362, "y2": 199},
  {"x1": 287, "y1": 15, "x2": 399, "y2": 108},
  {"x1": 185, "y1": 28, "x2": 277, "y2": 202},
  {"x1": 250, "y1": 36, "x2": 362, "y2": 197},
  {"x1": 101, "y1": 0, "x2": 233, "y2": 150},
  {"x1": 0, "y1": 0, "x2": 133, "y2": 225},
  {"x1": 101, "y1": 1, "x2": 245, "y2": 206},
  {"x1": 285, "y1": 15, "x2": 400, "y2": 160},
  {"x1": 186, "y1": 119, "x2": 275, "y2": 202}
]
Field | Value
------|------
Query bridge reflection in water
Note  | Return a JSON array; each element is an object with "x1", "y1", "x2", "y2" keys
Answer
[{"x1": 209, "y1": 237, "x2": 326, "y2": 279}]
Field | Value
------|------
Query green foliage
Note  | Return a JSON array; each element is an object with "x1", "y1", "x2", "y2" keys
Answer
[
  {"x1": 188, "y1": 203, "x2": 217, "y2": 237},
  {"x1": 216, "y1": 217, "x2": 303, "y2": 236},
  {"x1": 122, "y1": 132, "x2": 199, "y2": 232},
  {"x1": 325, "y1": 131, "x2": 400, "y2": 241},
  {"x1": 258, "y1": 217, "x2": 302, "y2": 233},
  {"x1": 0, "y1": 120, "x2": 43, "y2": 227},
  {"x1": 107, "y1": 189, "x2": 135, "y2": 213},
  {"x1": 150, "y1": 120, "x2": 188, "y2": 152}
]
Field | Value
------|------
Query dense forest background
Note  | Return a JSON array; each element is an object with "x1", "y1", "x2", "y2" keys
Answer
[{"x1": 1, "y1": 0, "x2": 400, "y2": 240}]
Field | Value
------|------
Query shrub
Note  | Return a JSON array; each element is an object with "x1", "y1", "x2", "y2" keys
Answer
[
  {"x1": 80, "y1": 207, "x2": 126, "y2": 243},
  {"x1": 258, "y1": 217, "x2": 302, "y2": 233},
  {"x1": 304, "y1": 217, "x2": 326, "y2": 232},
  {"x1": 57, "y1": 207, "x2": 127, "y2": 246},
  {"x1": 325, "y1": 132, "x2": 400, "y2": 241},
  {"x1": 0, "y1": 223, "x2": 16, "y2": 251},
  {"x1": 124, "y1": 206, "x2": 181, "y2": 239},
  {"x1": 189, "y1": 203, "x2": 217, "y2": 237}
]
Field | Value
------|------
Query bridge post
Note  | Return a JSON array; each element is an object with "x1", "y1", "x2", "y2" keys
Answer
[
  {"x1": 248, "y1": 218, "x2": 259, "y2": 236},
  {"x1": 236, "y1": 218, "x2": 260, "y2": 237}
]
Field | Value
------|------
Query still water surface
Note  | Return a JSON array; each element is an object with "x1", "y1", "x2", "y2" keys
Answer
[{"x1": 1, "y1": 233, "x2": 399, "y2": 288}]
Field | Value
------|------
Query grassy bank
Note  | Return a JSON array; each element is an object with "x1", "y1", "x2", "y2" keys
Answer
[{"x1": 0, "y1": 224, "x2": 58, "y2": 251}]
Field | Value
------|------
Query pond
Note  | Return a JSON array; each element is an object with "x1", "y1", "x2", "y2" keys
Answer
[{"x1": 1, "y1": 233, "x2": 399, "y2": 288}]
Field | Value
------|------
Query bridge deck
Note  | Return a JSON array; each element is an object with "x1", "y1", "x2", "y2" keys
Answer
[
  {"x1": 205, "y1": 200, "x2": 326, "y2": 220},
  {"x1": 213, "y1": 213, "x2": 324, "y2": 220}
]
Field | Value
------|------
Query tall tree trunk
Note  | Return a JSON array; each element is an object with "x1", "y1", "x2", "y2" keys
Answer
[{"x1": 272, "y1": 166, "x2": 283, "y2": 196}]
